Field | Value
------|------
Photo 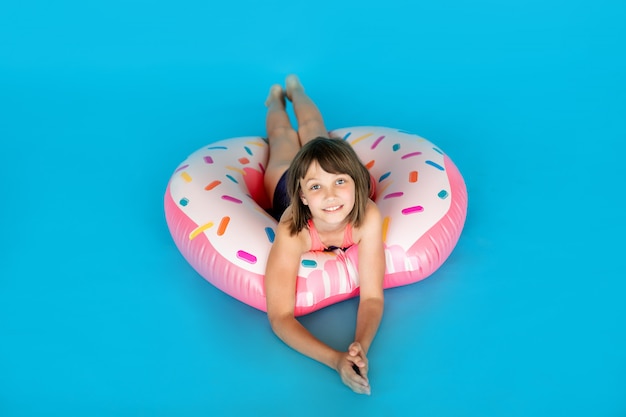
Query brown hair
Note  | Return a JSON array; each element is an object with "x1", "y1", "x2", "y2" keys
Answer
[{"x1": 285, "y1": 137, "x2": 371, "y2": 235}]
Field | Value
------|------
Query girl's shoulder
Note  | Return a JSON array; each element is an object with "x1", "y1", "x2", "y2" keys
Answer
[
  {"x1": 275, "y1": 214, "x2": 312, "y2": 253},
  {"x1": 352, "y1": 200, "x2": 383, "y2": 242}
]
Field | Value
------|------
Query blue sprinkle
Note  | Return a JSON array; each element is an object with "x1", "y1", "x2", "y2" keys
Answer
[
  {"x1": 425, "y1": 160, "x2": 444, "y2": 171},
  {"x1": 392, "y1": 144, "x2": 401, "y2": 151},
  {"x1": 226, "y1": 174, "x2": 238, "y2": 183},
  {"x1": 244, "y1": 146, "x2": 253, "y2": 156},
  {"x1": 379, "y1": 172, "x2": 391, "y2": 182},
  {"x1": 433, "y1": 147, "x2": 443, "y2": 155},
  {"x1": 265, "y1": 227, "x2": 275, "y2": 243},
  {"x1": 301, "y1": 259, "x2": 317, "y2": 268},
  {"x1": 343, "y1": 132, "x2": 351, "y2": 140},
  {"x1": 180, "y1": 198, "x2": 189, "y2": 206},
  {"x1": 207, "y1": 146, "x2": 228, "y2": 150},
  {"x1": 438, "y1": 190, "x2": 449, "y2": 199}
]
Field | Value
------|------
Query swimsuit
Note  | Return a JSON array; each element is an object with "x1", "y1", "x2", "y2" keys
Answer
[
  {"x1": 269, "y1": 170, "x2": 290, "y2": 222},
  {"x1": 308, "y1": 219, "x2": 355, "y2": 252}
]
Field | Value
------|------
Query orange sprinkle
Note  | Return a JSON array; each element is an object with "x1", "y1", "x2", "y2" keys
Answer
[
  {"x1": 238, "y1": 157, "x2": 250, "y2": 165},
  {"x1": 382, "y1": 216, "x2": 390, "y2": 243},
  {"x1": 409, "y1": 171, "x2": 418, "y2": 183},
  {"x1": 217, "y1": 216, "x2": 230, "y2": 236},
  {"x1": 204, "y1": 180, "x2": 221, "y2": 191},
  {"x1": 365, "y1": 160, "x2": 375, "y2": 170}
]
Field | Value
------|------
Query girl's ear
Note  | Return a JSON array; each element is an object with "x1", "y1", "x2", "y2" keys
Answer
[{"x1": 300, "y1": 192, "x2": 308, "y2": 206}]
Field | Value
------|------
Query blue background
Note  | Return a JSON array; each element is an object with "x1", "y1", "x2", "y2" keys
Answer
[{"x1": 1, "y1": 0, "x2": 625, "y2": 415}]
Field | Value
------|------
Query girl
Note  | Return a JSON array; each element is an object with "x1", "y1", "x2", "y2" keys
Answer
[{"x1": 264, "y1": 75, "x2": 385, "y2": 395}]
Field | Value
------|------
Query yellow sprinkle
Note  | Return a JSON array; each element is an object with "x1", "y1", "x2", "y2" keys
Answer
[
  {"x1": 349, "y1": 133, "x2": 373, "y2": 146},
  {"x1": 226, "y1": 166, "x2": 245, "y2": 176},
  {"x1": 181, "y1": 172, "x2": 192, "y2": 182},
  {"x1": 246, "y1": 141, "x2": 266, "y2": 147},
  {"x1": 382, "y1": 216, "x2": 390, "y2": 243},
  {"x1": 189, "y1": 222, "x2": 214, "y2": 240}
]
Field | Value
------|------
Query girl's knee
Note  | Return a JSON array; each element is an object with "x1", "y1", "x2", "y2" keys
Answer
[
  {"x1": 298, "y1": 120, "x2": 328, "y2": 144},
  {"x1": 268, "y1": 125, "x2": 298, "y2": 142}
]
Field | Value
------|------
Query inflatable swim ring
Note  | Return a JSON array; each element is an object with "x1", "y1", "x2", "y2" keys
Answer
[{"x1": 164, "y1": 126, "x2": 467, "y2": 316}]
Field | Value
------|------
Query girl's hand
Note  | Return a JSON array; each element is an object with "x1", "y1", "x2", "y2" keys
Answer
[{"x1": 335, "y1": 342, "x2": 371, "y2": 395}]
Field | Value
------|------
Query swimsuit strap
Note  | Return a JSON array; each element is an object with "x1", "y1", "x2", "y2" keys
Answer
[
  {"x1": 342, "y1": 222, "x2": 355, "y2": 248},
  {"x1": 307, "y1": 219, "x2": 326, "y2": 252}
]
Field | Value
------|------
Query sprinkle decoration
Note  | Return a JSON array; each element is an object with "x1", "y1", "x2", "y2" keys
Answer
[
  {"x1": 382, "y1": 216, "x2": 390, "y2": 243},
  {"x1": 226, "y1": 166, "x2": 245, "y2": 176},
  {"x1": 203, "y1": 156, "x2": 214, "y2": 164},
  {"x1": 438, "y1": 190, "x2": 449, "y2": 199},
  {"x1": 409, "y1": 171, "x2": 418, "y2": 183},
  {"x1": 371, "y1": 136, "x2": 385, "y2": 149},
  {"x1": 384, "y1": 192, "x2": 404, "y2": 199},
  {"x1": 175, "y1": 164, "x2": 189, "y2": 173},
  {"x1": 402, "y1": 206, "x2": 424, "y2": 215},
  {"x1": 179, "y1": 198, "x2": 189, "y2": 206},
  {"x1": 265, "y1": 227, "x2": 275, "y2": 243},
  {"x1": 181, "y1": 172, "x2": 192, "y2": 182},
  {"x1": 221, "y1": 195, "x2": 242, "y2": 204},
  {"x1": 189, "y1": 222, "x2": 214, "y2": 240},
  {"x1": 350, "y1": 133, "x2": 373, "y2": 146},
  {"x1": 204, "y1": 180, "x2": 221, "y2": 190},
  {"x1": 401, "y1": 151, "x2": 422, "y2": 160},
  {"x1": 301, "y1": 259, "x2": 317, "y2": 268},
  {"x1": 425, "y1": 160, "x2": 444, "y2": 170},
  {"x1": 237, "y1": 250, "x2": 257, "y2": 264},
  {"x1": 217, "y1": 217, "x2": 230, "y2": 236}
]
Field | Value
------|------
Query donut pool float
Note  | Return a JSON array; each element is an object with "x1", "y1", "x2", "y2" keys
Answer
[{"x1": 164, "y1": 126, "x2": 467, "y2": 316}]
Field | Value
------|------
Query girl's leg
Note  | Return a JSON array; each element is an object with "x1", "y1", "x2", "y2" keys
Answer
[
  {"x1": 285, "y1": 75, "x2": 329, "y2": 146},
  {"x1": 264, "y1": 84, "x2": 301, "y2": 204}
]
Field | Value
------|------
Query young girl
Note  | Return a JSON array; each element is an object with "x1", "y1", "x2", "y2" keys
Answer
[{"x1": 263, "y1": 75, "x2": 385, "y2": 395}]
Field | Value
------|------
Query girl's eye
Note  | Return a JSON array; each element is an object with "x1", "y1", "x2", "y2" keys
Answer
[
  {"x1": 336, "y1": 178, "x2": 346, "y2": 185},
  {"x1": 310, "y1": 184, "x2": 320, "y2": 190}
]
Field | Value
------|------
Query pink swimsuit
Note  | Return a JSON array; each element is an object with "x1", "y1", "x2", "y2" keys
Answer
[{"x1": 307, "y1": 219, "x2": 355, "y2": 251}]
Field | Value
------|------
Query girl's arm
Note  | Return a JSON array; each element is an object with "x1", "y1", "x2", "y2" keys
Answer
[
  {"x1": 354, "y1": 201, "x2": 385, "y2": 359},
  {"x1": 264, "y1": 221, "x2": 343, "y2": 370},
  {"x1": 265, "y1": 216, "x2": 379, "y2": 394}
]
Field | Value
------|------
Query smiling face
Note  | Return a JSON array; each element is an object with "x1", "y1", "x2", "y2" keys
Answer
[
  {"x1": 299, "y1": 161, "x2": 356, "y2": 227},
  {"x1": 286, "y1": 137, "x2": 371, "y2": 235}
]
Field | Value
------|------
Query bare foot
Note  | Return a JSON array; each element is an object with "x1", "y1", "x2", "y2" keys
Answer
[
  {"x1": 285, "y1": 75, "x2": 304, "y2": 101},
  {"x1": 265, "y1": 84, "x2": 286, "y2": 108}
]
